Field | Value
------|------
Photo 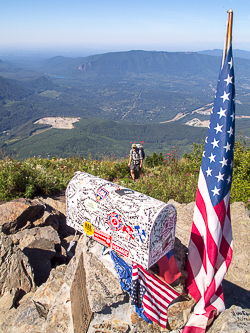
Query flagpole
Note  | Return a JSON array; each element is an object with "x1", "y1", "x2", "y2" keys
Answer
[
  {"x1": 227, "y1": 9, "x2": 233, "y2": 52},
  {"x1": 222, "y1": 9, "x2": 233, "y2": 67},
  {"x1": 183, "y1": 10, "x2": 235, "y2": 332}
]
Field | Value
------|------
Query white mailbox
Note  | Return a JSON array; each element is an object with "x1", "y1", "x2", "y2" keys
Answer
[{"x1": 66, "y1": 172, "x2": 177, "y2": 269}]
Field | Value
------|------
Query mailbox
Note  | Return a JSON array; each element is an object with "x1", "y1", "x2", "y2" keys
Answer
[{"x1": 66, "y1": 172, "x2": 177, "y2": 269}]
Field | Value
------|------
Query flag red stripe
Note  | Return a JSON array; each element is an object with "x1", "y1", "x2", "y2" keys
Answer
[
  {"x1": 138, "y1": 272, "x2": 178, "y2": 307},
  {"x1": 225, "y1": 245, "x2": 233, "y2": 268},
  {"x1": 204, "y1": 278, "x2": 216, "y2": 307},
  {"x1": 183, "y1": 326, "x2": 205, "y2": 333},
  {"x1": 214, "y1": 200, "x2": 226, "y2": 229},
  {"x1": 190, "y1": 222, "x2": 206, "y2": 274},
  {"x1": 185, "y1": 259, "x2": 201, "y2": 302},
  {"x1": 219, "y1": 235, "x2": 230, "y2": 260}
]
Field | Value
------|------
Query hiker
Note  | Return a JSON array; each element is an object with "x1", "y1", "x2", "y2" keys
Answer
[{"x1": 128, "y1": 143, "x2": 143, "y2": 180}]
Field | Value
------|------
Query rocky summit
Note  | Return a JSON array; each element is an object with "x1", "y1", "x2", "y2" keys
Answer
[{"x1": 0, "y1": 194, "x2": 249, "y2": 333}]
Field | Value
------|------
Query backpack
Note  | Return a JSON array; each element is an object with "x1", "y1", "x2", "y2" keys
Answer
[{"x1": 136, "y1": 144, "x2": 145, "y2": 160}]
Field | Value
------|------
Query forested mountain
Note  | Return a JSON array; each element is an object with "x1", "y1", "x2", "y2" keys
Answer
[
  {"x1": 0, "y1": 117, "x2": 207, "y2": 159},
  {"x1": 0, "y1": 49, "x2": 250, "y2": 159},
  {"x1": 43, "y1": 50, "x2": 221, "y2": 80},
  {"x1": 0, "y1": 76, "x2": 31, "y2": 100}
]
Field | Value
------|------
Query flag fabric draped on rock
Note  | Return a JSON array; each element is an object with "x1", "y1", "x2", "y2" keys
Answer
[
  {"x1": 110, "y1": 250, "x2": 132, "y2": 292},
  {"x1": 131, "y1": 263, "x2": 180, "y2": 328},
  {"x1": 183, "y1": 44, "x2": 235, "y2": 332},
  {"x1": 158, "y1": 249, "x2": 181, "y2": 284}
]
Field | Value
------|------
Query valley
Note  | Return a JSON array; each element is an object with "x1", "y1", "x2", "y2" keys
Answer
[{"x1": 0, "y1": 49, "x2": 250, "y2": 159}]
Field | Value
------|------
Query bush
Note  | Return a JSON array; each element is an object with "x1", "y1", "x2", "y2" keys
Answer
[
  {"x1": 145, "y1": 151, "x2": 164, "y2": 167},
  {"x1": 0, "y1": 138, "x2": 249, "y2": 209}
]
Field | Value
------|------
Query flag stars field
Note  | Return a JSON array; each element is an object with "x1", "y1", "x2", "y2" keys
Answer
[
  {"x1": 206, "y1": 167, "x2": 212, "y2": 177},
  {"x1": 219, "y1": 157, "x2": 228, "y2": 167},
  {"x1": 218, "y1": 107, "x2": 227, "y2": 118},
  {"x1": 224, "y1": 74, "x2": 233, "y2": 86},
  {"x1": 211, "y1": 186, "x2": 220, "y2": 196},
  {"x1": 223, "y1": 142, "x2": 231, "y2": 152},
  {"x1": 211, "y1": 138, "x2": 219, "y2": 148},
  {"x1": 220, "y1": 91, "x2": 230, "y2": 102},
  {"x1": 227, "y1": 127, "x2": 233, "y2": 137},
  {"x1": 208, "y1": 152, "x2": 216, "y2": 163},
  {"x1": 214, "y1": 123, "x2": 223, "y2": 134}
]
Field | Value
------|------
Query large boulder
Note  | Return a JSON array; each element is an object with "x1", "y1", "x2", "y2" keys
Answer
[
  {"x1": 9, "y1": 225, "x2": 61, "y2": 250},
  {"x1": 0, "y1": 293, "x2": 45, "y2": 333},
  {"x1": 0, "y1": 234, "x2": 36, "y2": 297},
  {"x1": 22, "y1": 238, "x2": 56, "y2": 286},
  {"x1": 0, "y1": 198, "x2": 44, "y2": 234},
  {"x1": 38, "y1": 195, "x2": 75, "y2": 237},
  {"x1": 207, "y1": 305, "x2": 250, "y2": 332}
]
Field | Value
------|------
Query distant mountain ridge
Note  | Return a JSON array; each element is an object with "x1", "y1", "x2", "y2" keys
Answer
[
  {"x1": 198, "y1": 49, "x2": 250, "y2": 59},
  {"x1": 43, "y1": 50, "x2": 222, "y2": 80}
]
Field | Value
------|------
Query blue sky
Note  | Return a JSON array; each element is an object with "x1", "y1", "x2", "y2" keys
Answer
[{"x1": 1, "y1": 0, "x2": 250, "y2": 56}]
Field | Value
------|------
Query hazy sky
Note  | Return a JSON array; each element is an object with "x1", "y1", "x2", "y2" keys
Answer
[{"x1": 1, "y1": 0, "x2": 250, "y2": 56}]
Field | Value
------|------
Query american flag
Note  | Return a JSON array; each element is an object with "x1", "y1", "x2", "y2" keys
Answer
[
  {"x1": 131, "y1": 263, "x2": 180, "y2": 328},
  {"x1": 183, "y1": 44, "x2": 235, "y2": 332}
]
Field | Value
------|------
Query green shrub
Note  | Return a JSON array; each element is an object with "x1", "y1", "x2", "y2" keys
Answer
[
  {"x1": 145, "y1": 152, "x2": 164, "y2": 167},
  {"x1": 0, "y1": 138, "x2": 249, "y2": 209}
]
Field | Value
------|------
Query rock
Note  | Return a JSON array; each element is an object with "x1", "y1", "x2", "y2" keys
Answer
[
  {"x1": 0, "y1": 234, "x2": 36, "y2": 296},
  {"x1": 0, "y1": 198, "x2": 44, "y2": 234},
  {"x1": 0, "y1": 294, "x2": 46, "y2": 333},
  {"x1": 207, "y1": 305, "x2": 250, "y2": 333},
  {"x1": 38, "y1": 196, "x2": 75, "y2": 237},
  {"x1": 33, "y1": 265, "x2": 67, "y2": 312},
  {"x1": 40, "y1": 195, "x2": 66, "y2": 216},
  {"x1": 167, "y1": 200, "x2": 195, "y2": 248},
  {"x1": 22, "y1": 238, "x2": 56, "y2": 286},
  {"x1": 225, "y1": 202, "x2": 250, "y2": 291},
  {"x1": 9, "y1": 225, "x2": 61, "y2": 250},
  {"x1": 88, "y1": 297, "x2": 134, "y2": 333},
  {"x1": 82, "y1": 237, "x2": 126, "y2": 313},
  {"x1": 0, "y1": 289, "x2": 21, "y2": 326},
  {"x1": 91, "y1": 316, "x2": 130, "y2": 333},
  {"x1": 167, "y1": 296, "x2": 196, "y2": 330},
  {"x1": 32, "y1": 197, "x2": 61, "y2": 231},
  {"x1": 44, "y1": 283, "x2": 74, "y2": 333},
  {"x1": 42, "y1": 235, "x2": 88, "y2": 333}
]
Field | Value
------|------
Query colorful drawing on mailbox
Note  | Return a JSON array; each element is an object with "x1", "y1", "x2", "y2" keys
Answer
[
  {"x1": 134, "y1": 225, "x2": 146, "y2": 243},
  {"x1": 94, "y1": 229, "x2": 112, "y2": 247},
  {"x1": 96, "y1": 187, "x2": 109, "y2": 201},
  {"x1": 83, "y1": 221, "x2": 94, "y2": 236},
  {"x1": 107, "y1": 212, "x2": 123, "y2": 231},
  {"x1": 122, "y1": 224, "x2": 135, "y2": 240}
]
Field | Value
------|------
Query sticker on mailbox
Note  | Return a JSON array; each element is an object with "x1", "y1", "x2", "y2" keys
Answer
[
  {"x1": 112, "y1": 243, "x2": 129, "y2": 257},
  {"x1": 83, "y1": 221, "x2": 94, "y2": 236},
  {"x1": 96, "y1": 187, "x2": 109, "y2": 201},
  {"x1": 107, "y1": 212, "x2": 123, "y2": 231},
  {"x1": 94, "y1": 229, "x2": 112, "y2": 247}
]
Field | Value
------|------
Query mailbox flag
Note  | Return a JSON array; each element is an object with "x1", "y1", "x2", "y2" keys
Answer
[
  {"x1": 158, "y1": 250, "x2": 181, "y2": 284},
  {"x1": 183, "y1": 44, "x2": 235, "y2": 332},
  {"x1": 131, "y1": 263, "x2": 180, "y2": 328}
]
